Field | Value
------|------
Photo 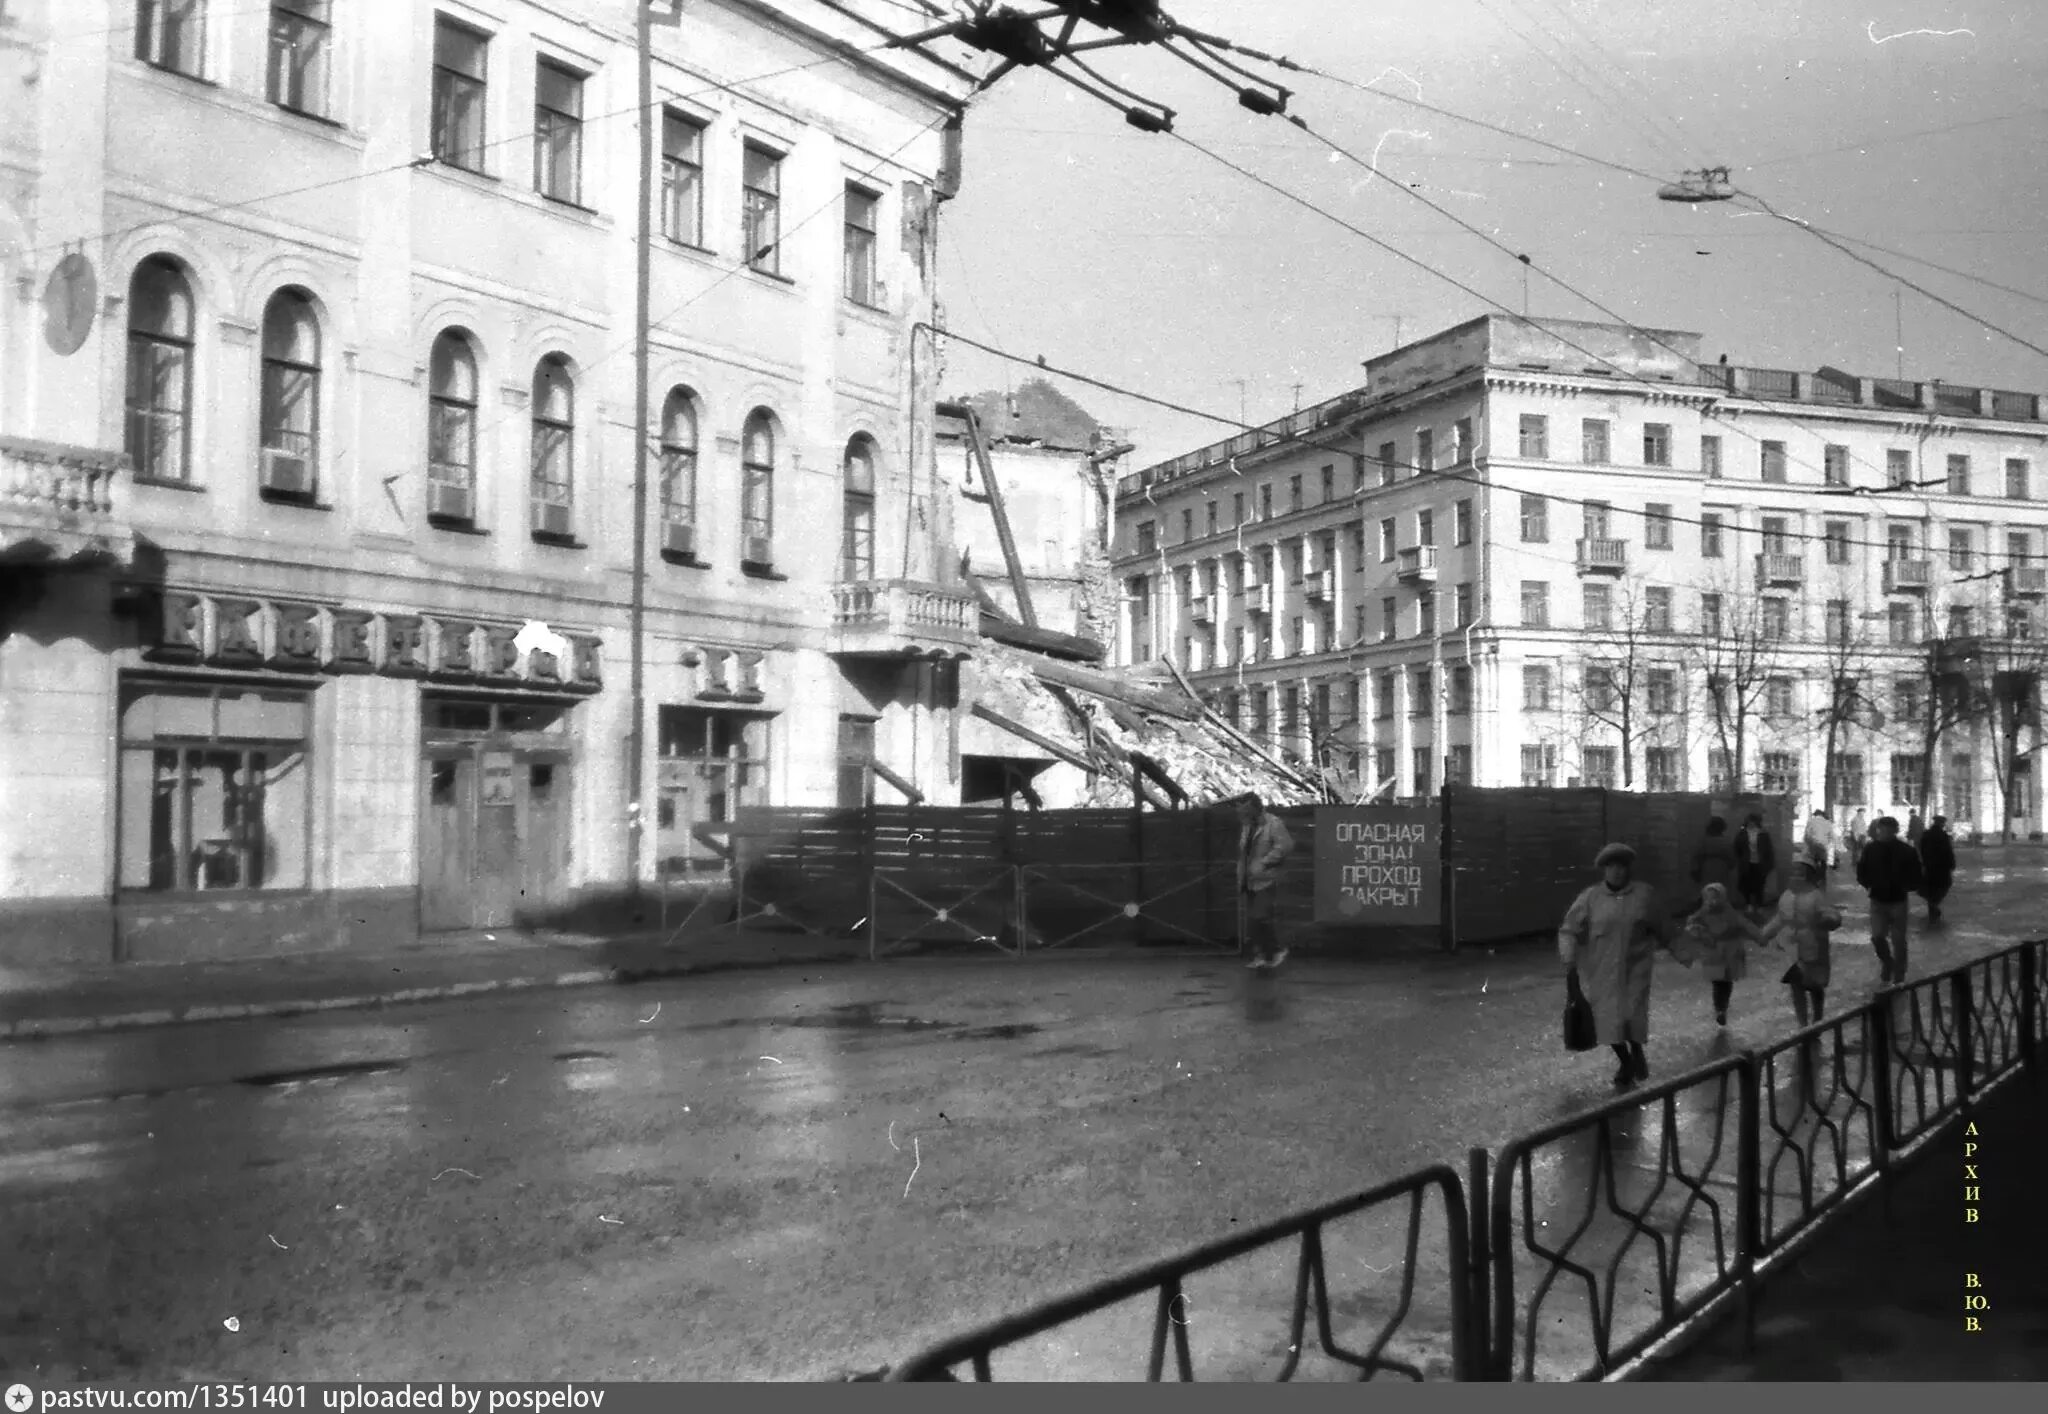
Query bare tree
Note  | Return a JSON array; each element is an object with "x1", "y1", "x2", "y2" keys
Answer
[
  {"x1": 1564, "y1": 579, "x2": 1660, "y2": 787},
  {"x1": 1811, "y1": 574, "x2": 1886, "y2": 818},
  {"x1": 1684, "y1": 569, "x2": 1790, "y2": 794}
]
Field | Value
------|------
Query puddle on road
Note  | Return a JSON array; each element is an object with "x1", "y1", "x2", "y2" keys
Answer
[
  {"x1": 687, "y1": 1002, "x2": 1046, "y2": 1042},
  {"x1": 235, "y1": 1060, "x2": 407, "y2": 1090},
  {"x1": 552, "y1": 1050, "x2": 613, "y2": 1062}
]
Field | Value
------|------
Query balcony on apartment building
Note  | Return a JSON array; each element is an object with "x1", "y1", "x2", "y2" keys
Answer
[
  {"x1": 1882, "y1": 558, "x2": 1934, "y2": 595},
  {"x1": 2006, "y1": 566, "x2": 2048, "y2": 599},
  {"x1": 1394, "y1": 546, "x2": 1437, "y2": 584},
  {"x1": 1189, "y1": 593, "x2": 1215, "y2": 624},
  {"x1": 1756, "y1": 552, "x2": 1805, "y2": 589},
  {"x1": 1301, "y1": 569, "x2": 1331, "y2": 601},
  {"x1": 1575, "y1": 538, "x2": 1628, "y2": 576},
  {"x1": 1242, "y1": 581, "x2": 1274, "y2": 616},
  {"x1": 828, "y1": 579, "x2": 979, "y2": 658},
  {"x1": 1, "y1": 434, "x2": 136, "y2": 569},
  {"x1": 1699, "y1": 363, "x2": 2045, "y2": 423}
]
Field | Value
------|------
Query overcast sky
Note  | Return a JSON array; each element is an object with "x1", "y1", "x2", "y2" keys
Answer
[{"x1": 926, "y1": 1, "x2": 2048, "y2": 467}]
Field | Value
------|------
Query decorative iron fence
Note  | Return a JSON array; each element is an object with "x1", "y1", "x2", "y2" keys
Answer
[{"x1": 879, "y1": 938, "x2": 2044, "y2": 1382}]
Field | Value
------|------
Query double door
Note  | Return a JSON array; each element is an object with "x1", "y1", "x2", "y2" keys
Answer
[{"x1": 419, "y1": 742, "x2": 573, "y2": 932}]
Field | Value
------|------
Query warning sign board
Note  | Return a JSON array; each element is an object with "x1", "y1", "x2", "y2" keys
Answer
[{"x1": 1313, "y1": 805, "x2": 1443, "y2": 925}]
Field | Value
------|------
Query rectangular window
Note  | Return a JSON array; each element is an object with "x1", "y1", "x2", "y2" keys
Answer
[
  {"x1": 1581, "y1": 419, "x2": 1610, "y2": 465},
  {"x1": 1582, "y1": 583, "x2": 1612, "y2": 631},
  {"x1": 1206, "y1": 502, "x2": 1218, "y2": 536},
  {"x1": 1136, "y1": 521, "x2": 1157, "y2": 555},
  {"x1": 1377, "y1": 441, "x2": 1398, "y2": 486},
  {"x1": 1583, "y1": 746, "x2": 1618, "y2": 790},
  {"x1": 1289, "y1": 474, "x2": 1303, "y2": 511},
  {"x1": 1232, "y1": 492, "x2": 1245, "y2": 525},
  {"x1": 1520, "y1": 580, "x2": 1549, "y2": 629},
  {"x1": 1418, "y1": 595, "x2": 1436, "y2": 637},
  {"x1": 1519, "y1": 494, "x2": 1548, "y2": 543},
  {"x1": 1381, "y1": 596, "x2": 1397, "y2": 642},
  {"x1": 137, "y1": 0, "x2": 206, "y2": 77},
  {"x1": 1760, "y1": 516, "x2": 1790, "y2": 555},
  {"x1": 1887, "y1": 523, "x2": 1915, "y2": 560},
  {"x1": 842, "y1": 185, "x2": 879, "y2": 303},
  {"x1": 1891, "y1": 753, "x2": 1926, "y2": 807},
  {"x1": 431, "y1": 17, "x2": 490, "y2": 172},
  {"x1": 1763, "y1": 597, "x2": 1791, "y2": 638},
  {"x1": 1951, "y1": 753, "x2": 1977, "y2": 821},
  {"x1": 2011, "y1": 531, "x2": 2033, "y2": 564},
  {"x1": 1701, "y1": 435, "x2": 1723, "y2": 478},
  {"x1": 1375, "y1": 670, "x2": 1396, "y2": 720},
  {"x1": 743, "y1": 143, "x2": 784, "y2": 275},
  {"x1": 1889, "y1": 602, "x2": 1916, "y2": 646},
  {"x1": 1824, "y1": 444, "x2": 1850, "y2": 487},
  {"x1": 1376, "y1": 746, "x2": 1397, "y2": 786},
  {"x1": 1765, "y1": 676, "x2": 1794, "y2": 718},
  {"x1": 1450, "y1": 665, "x2": 1472, "y2": 714},
  {"x1": 661, "y1": 111, "x2": 706, "y2": 246},
  {"x1": 1455, "y1": 582, "x2": 1473, "y2": 627},
  {"x1": 1645, "y1": 747, "x2": 1681, "y2": 793},
  {"x1": 1824, "y1": 520, "x2": 1850, "y2": 564},
  {"x1": 1643, "y1": 423, "x2": 1671, "y2": 467},
  {"x1": 1181, "y1": 509, "x2": 1194, "y2": 544},
  {"x1": 1701, "y1": 511, "x2": 1723, "y2": 558},
  {"x1": 1585, "y1": 665, "x2": 1617, "y2": 713},
  {"x1": 1447, "y1": 744, "x2": 1472, "y2": 787},
  {"x1": 1414, "y1": 430, "x2": 1435, "y2": 476},
  {"x1": 1417, "y1": 509, "x2": 1435, "y2": 546},
  {"x1": 1519, "y1": 414, "x2": 1548, "y2": 459},
  {"x1": 1701, "y1": 592, "x2": 1723, "y2": 638},
  {"x1": 1411, "y1": 668, "x2": 1432, "y2": 718},
  {"x1": 1829, "y1": 752, "x2": 1866, "y2": 807},
  {"x1": 1413, "y1": 747, "x2": 1433, "y2": 798},
  {"x1": 1826, "y1": 599, "x2": 1849, "y2": 644},
  {"x1": 1380, "y1": 518, "x2": 1396, "y2": 561},
  {"x1": 1320, "y1": 464, "x2": 1335, "y2": 502},
  {"x1": 1454, "y1": 499, "x2": 1473, "y2": 546},
  {"x1": 1949, "y1": 528, "x2": 1975, "y2": 571},
  {"x1": 117, "y1": 680, "x2": 313, "y2": 893},
  {"x1": 1894, "y1": 677, "x2": 1923, "y2": 723},
  {"x1": 1760, "y1": 440, "x2": 1787, "y2": 483},
  {"x1": 1887, "y1": 448, "x2": 1912, "y2": 489},
  {"x1": 1948, "y1": 605, "x2": 1974, "y2": 639},
  {"x1": 1454, "y1": 418, "x2": 1474, "y2": 465},
  {"x1": 2007, "y1": 458, "x2": 2032, "y2": 500},
  {"x1": 268, "y1": 0, "x2": 331, "y2": 115},
  {"x1": 1259, "y1": 484, "x2": 1274, "y2": 519},
  {"x1": 1947, "y1": 454, "x2": 1971, "y2": 496},
  {"x1": 1644, "y1": 586, "x2": 1673, "y2": 633},
  {"x1": 1709, "y1": 750, "x2": 1733, "y2": 796},
  {"x1": 533, "y1": 59, "x2": 585, "y2": 205},
  {"x1": 1762, "y1": 751, "x2": 1798, "y2": 795},
  {"x1": 1644, "y1": 503, "x2": 1672, "y2": 550},
  {"x1": 1647, "y1": 667, "x2": 1677, "y2": 715},
  {"x1": 1521, "y1": 743, "x2": 1556, "y2": 788},
  {"x1": 1523, "y1": 664, "x2": 1553, "y2": 711}
]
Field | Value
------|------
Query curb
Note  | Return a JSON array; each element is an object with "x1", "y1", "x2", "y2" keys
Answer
[{"x1": 0, "y1": 950, "x2": 864, "y2": 1042}]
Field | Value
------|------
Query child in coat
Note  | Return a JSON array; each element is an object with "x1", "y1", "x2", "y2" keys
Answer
[
  {"x1": 1759, "y1": 856, "x2": 1844, "y2": 1025},
  {"x1": 1682, "y1": 883, "x2": 1764, "y2": 1026}
]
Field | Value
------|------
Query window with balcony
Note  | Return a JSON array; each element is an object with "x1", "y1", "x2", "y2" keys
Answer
[
  {"x1": 1647, "y1": 667, "x2": 1676, "y2": 715},
  {"x1": 1582, "y1": 583, "x2": 1612, "y2": 631},
  {"x1": 257, "y1": 288, "x2": 320, "y2": 501},
  {"x1": 1644, "y1": 586, "x2": 1672, "y2": 633},
  {"x1": 1518, "y1": 414, "x2": 1548, "y2": 459},
  {"x1": 1762, "y1": 751, "x2": 1798, "y2": 795},
  {"x1": 1701, "y1": 435, "x2": 1723, "y2": 478},
  {"x1": 1418, "y1": 508, "x2": 1435, "y2": 546},
  {"x1": 529, "y1": 356, "x2": 576, "y2": 542},
  {"x1": 1643, "y1": 423, "x2": 1671, "y2": 467},
  {"x1": 1886, "y1": 448, "x2": 1912, "y2": 490},
  {"x1": 1947, "y1": 454, "x2": 1972, "y2": 496},
  {"x1": 533, "y1": 61, "x2": 586, "y2": 203},
  {"x1": 2007, "y1": 458, "x2": 2032, "y2": 500},
  {"x1": 841, "y1": 437, "x2": 877, "y2": 580},
  {"x1": 1520, "y1": 494, "x2": 1547, "y2": 543},
  {"x1": 1700, "y1": 511, "x2": 1723, "y2": 558},
  {"x1": 740, "y1": 410, "x2": 776, "y2": 565},
  {"x1": 426, "y1": 329, "x2": 478, "y2": 524},
  {"x1": 1520, "y1": 580, "x2": 1549, "y2": 629},
  {"x1": 1888, "y1": 602, "x2": 1916, "y2": 646},
  {"x1": 1581, "y1": 419, "x2": 1610, "y2": 465},
  {"x1": 658, "y1": 388, "x2": 699, "y2": 557},
  {"x1": 1523, "y1": 664, "x2": 1553, "y2": 711},
  {"x1": 431, "y1": 18, "x2": 489, "y2": 172},
  {"x1": 125, "y1": 256, "x2": 195, "y2": 484},
  {"x1": 1454, "y1": 498, "x2": 1473, "y2": 546},
  {"x1": 136, "y1": 0, "x2": 206, "y2": 78},
  {"x1": 1645, "y1": 503, "x2": 1672, "y2": 550},
  {"x1": 661, "y1": 111, "x2": 706, "y2": 246},
  {"x1": 1582, "y1": 501, "x2": 1611, "y2": 539},
  {"x1": 1949, "y1": 528, "x2": 1975, "y2": 571},
  {"x1": 268, "y1": 1, "x2": 331, "y2": 116},
  {"x1": 742, "y1": 144, "x2": 783, "y2": 274},
  {"x1": 1824, "y1": 444, "x2": 1850, "y2": 487},
  {"x1": 1948, "y1": 605, "x2": 1974, "y2": 639},
  {"x1": 1760, "y1": 516, "x2": 1789, "y2": 555},
  {"x1": 1760, "y1": 440, "x2": 1787, "y2": 483},
  {"x1": 1583, "y1": 746, "x2": 1618, "y2": 789},
  {"x1": 1824, "y1": 520, "x2": 1850, "y2": 564}
]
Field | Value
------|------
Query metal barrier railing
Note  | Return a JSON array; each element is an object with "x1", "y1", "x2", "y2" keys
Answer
[
  {"x1": 1016, "y1": 861, "x2": 1237, "y2": 954},
  {"x1": 874, "y1": 937, "x2": 2045, "y2": 1382},
  {"x1": 869, "y1": 865, "x2": 1023, "y2": 960},
  {"x1": 886, "y1": 1164, "x2": 1474, "y2": 1380}
]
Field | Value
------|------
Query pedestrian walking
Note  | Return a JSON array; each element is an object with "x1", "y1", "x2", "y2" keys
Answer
[
  {"x1": 1558, "y1": 842, "x2": 1675, "y2": 1090},
  {"x1": 1759, "y1": 857, "x2": 1844, "y2": 1025},
  {"x1": 1847, "y1": 809, "x2": 1868, "y2": 869},
  {"x1": 1688, "y1": 815, "x2": 1737, "y2": 912},
  {"x1": 1682, "y1": 883, "x2": 1763, "y2": 1026},
  {"x1": 1918, "y1": 814, "x2": 1957, "y2": 924},
  {"x1": 1803, "y1": 810, "x2": 1837, "y2": 883},
  {"x1": 1906, "y1": 810, "x2": 1925, "y2": 849},
  {"x1": 1236, "y1": 793, "x2": 1296, "y2": 971},
  {"x1": 1733, "y1": 812, "x2": 1777, "y2": 915},
  {"x1": 1856, "y1": 815, "x2": 1924, "y2": 985}
]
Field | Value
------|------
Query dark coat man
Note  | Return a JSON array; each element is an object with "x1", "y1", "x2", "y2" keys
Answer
[
  {"x1": 1918, "y1": 816, "x2": 1957, "y2": 922},
  {"x1": 1732, "y1": 813, "x2": 1776, "y2": 912},
  {"x1": 1858, "y1": 817, "x2": 1925, "y2": 984}
]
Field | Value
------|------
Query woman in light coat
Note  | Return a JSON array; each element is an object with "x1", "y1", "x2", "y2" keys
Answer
[
  {"x1": 1759, "y1": 856, "x2": 1844, "y2": 1026},
  {"x1": 1559, "y1": 842, "x2": 1675, "y2": 1089},
  {"x1": 1683, "y1": 883, "x2": 1763, "y2": 1027}
]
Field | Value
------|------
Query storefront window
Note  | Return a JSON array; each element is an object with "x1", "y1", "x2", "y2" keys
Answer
[
  {"x1": 118, "y1": 680, "x2": 312, "y2": 892},
  {"x1": 655, "y1": 706, "x2": 772, "y2": 876}
]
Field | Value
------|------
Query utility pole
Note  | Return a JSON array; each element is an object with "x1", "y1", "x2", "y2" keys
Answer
[
  {"x1": 1289, "y1": 381, "x2": 1304, "y2": 412},
  {"x1": 626, "y1": 0, "x2": 658, "y2": 905}
]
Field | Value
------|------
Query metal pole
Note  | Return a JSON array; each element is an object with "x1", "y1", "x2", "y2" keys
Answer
[{"x1": 627, "y1": 0, "x2": 654, "y2": 904}]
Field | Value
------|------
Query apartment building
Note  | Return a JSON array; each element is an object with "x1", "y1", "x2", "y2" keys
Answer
[
  {"x1": 0, "y1": 1, "x2": 976, "y2": 964},
  {"x1": 1113, "y1": 314, "x2": 2048, "y2": 836}
]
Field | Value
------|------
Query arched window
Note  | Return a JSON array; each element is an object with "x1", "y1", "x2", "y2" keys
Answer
[
  {"x1": 659, "y1": 388, "x2": 699, "y2": 558},
  {"x1": 841, "y1": 437, "x2": 876, "y2": 581},
  {"x1": 530, "y1": 356, "x2": 576, "y2": 539},
  {"x1": 259, "y1": 288, "x2": 320, "y2": 498},
  {"x1": 739, "y1": 410, "x2": 775, "y2": 566},
  {"x1": 125, "y1": 257, "x2": 195, "y2": 483},
  {"x1": 426, "y1": 330, "x2": 479, "y2": 524}
]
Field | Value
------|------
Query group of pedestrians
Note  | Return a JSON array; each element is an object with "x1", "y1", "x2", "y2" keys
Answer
[{"x1": 1559, "y1": 805, "x2": 1964, "y2": 1090}]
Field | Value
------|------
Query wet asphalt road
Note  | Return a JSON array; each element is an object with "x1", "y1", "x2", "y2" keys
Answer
[{"x1": 2, "y1": 866, "x2": 2041, "y2": 1383}]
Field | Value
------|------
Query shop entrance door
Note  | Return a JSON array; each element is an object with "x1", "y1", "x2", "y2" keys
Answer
[{"x1": 418, "y1": 697, "x2": 575, "y2": 932}]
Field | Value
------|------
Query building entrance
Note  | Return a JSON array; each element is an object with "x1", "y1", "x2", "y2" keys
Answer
[{"x1": 418, "y1": 695, "x2": 575, "y2": 932}]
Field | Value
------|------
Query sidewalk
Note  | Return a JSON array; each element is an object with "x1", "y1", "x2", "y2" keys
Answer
[{"x1": 1639, "y1": 1071, "x2": 2048, "y2": 1381}]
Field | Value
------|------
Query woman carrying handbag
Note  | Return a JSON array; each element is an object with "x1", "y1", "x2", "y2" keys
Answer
[
  {"x1": 1559, "y1": 842, "x2": 1675, "y2": 1089},
  {"x1": 1759, "y1": 856, "x2": 1843, "y2": 1025}
]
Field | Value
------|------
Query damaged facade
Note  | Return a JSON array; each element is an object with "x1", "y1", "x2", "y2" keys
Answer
[{"x1": 0, "y1": 0, "x2": 976, "y2": 963}]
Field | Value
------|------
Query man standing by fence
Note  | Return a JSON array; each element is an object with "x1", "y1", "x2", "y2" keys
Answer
[
  {"x1": 1237, "y1": 793, "x2": 1296, "y2": 971},
  {"x1": 1857, "y1": 815, "x2": 1924, "y2": 985}
]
